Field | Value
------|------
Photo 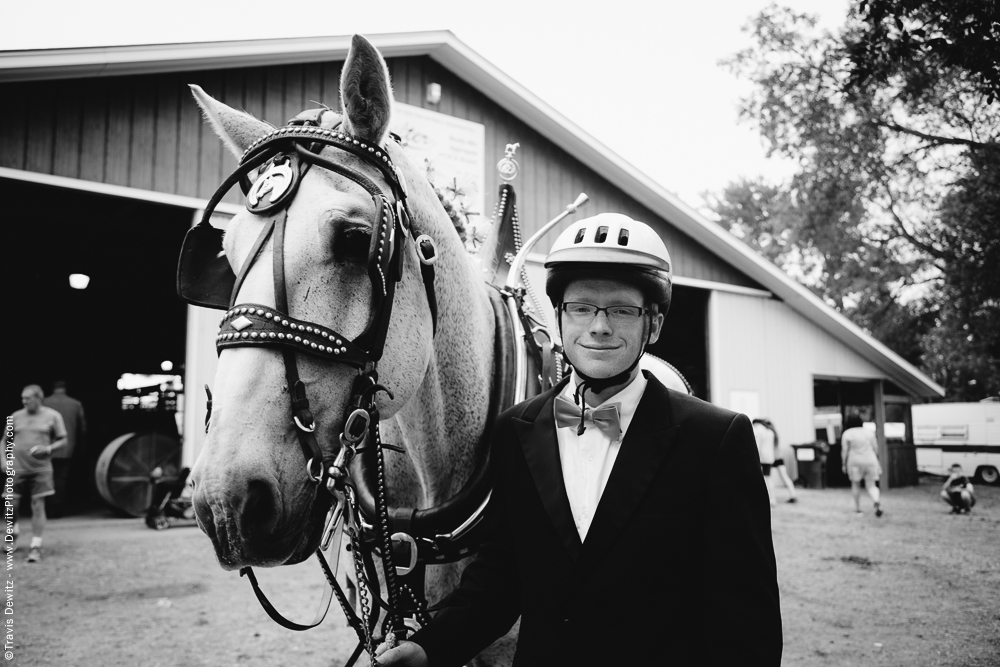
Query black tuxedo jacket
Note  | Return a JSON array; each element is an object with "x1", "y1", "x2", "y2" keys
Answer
[{"x1": 412, "y1": 374, "x2": 782, "y2": 666}]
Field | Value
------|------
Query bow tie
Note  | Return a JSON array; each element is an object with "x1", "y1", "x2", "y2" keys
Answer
[{"x1": 554, "y1": 396, "x2": 623, "y2": 441}]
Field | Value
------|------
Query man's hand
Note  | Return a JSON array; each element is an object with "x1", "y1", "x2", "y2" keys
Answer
[
  {"x1": 374, "y1": 640, "x2": 428, "y2": 666},
  {"x1": 29, "y1": 445, "x2": 52, "y2": 459}
]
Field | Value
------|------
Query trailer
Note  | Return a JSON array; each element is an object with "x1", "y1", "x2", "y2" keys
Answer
[{"x1": 913, "y1": 400, "x2": 1000, "y2": 484}]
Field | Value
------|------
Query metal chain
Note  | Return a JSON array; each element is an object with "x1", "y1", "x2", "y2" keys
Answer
[
  {"x1": 348, "y1": 493, "x2": 376, "y2": 665},
  {"x1": 374, "y1": 422, "x2": 404, "y2": 640}
]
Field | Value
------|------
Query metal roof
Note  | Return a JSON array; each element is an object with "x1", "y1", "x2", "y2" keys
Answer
[{"x1": 0, "y1": 31, "x2": 945, "y2": 397}]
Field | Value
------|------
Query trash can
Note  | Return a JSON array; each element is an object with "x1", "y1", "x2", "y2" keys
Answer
[{"x1": 792, "y1": 443, "x2": 826, "y2": 489}]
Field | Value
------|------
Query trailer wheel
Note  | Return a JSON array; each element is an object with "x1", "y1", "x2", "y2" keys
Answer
[{"x1": 975, "y1": 466, "x2": 999, "y2": 485}]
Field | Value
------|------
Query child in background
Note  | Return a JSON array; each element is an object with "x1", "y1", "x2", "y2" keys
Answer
[{"x1": 941, "y1": 463, "x2": 976, "y2": 514}]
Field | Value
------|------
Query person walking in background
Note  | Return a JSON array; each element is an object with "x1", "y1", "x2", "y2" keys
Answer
[
  {"x1": 42, "y1": 380, "x2": 86, "y2": 517},
  {"x1": 841, "y1": 413, "x2": 883, "y2": 517},
  {"x1": 753, "y1": 418, "x2": 778, "y2": 507},
  {"x1": 941, "y1": 463, "x2": 976, "y2": 514},
  {"x1": 10, "y1": 384, "x2": 67, "y2": 562},
  {"x1": 760, "y1": 419, "x2": 797, "y2": 504}
]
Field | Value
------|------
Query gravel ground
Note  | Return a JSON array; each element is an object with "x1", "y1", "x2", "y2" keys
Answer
[{"x1": 8, "y1": 476, "x2": 999, "y2": 667}]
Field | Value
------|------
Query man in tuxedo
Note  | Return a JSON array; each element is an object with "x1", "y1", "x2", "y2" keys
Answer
[{"x1": 379, "y1": 214, "x2": 782, "y2": 666}]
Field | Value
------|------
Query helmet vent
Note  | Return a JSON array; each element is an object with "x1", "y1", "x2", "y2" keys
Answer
[
  {"x1": 595, "y1": 226, "x2": 609, "y2": 243},
  {"x1": 618, "y1": 229, "x2": 630, "y2": 246},
  {"x1": 573, "y1": 228, "x2": 586, "y2": 244}
]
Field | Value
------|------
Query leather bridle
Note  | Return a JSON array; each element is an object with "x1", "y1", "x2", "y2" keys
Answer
[{"x1": 176, "y1": 107, "x2": 510, "y2": 656}]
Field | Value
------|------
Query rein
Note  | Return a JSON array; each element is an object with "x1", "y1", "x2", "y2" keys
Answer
[{"x1": 176, "y1": 108, "x2": 511, "y2": 657}]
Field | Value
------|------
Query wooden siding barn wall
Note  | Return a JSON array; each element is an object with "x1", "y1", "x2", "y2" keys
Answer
[
  {"x1": 0, "y1": 56, "x2": 759, "y2": 288},
  {"x1": 708, "y1": 291, "x2": 888, "y2": 445}
]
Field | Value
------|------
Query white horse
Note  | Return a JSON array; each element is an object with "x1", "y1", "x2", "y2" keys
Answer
[{"x1": 189, "y1": 34, "x2": 513, "y2": 665}]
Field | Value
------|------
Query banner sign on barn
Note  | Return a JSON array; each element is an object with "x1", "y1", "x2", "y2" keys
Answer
[{"x1": 391, "y1": 103, "x2": 486, "y2": 249}]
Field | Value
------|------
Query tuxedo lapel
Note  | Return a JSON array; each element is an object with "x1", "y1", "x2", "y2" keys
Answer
[
  {"x1": 575, "y1": 377, "x2": 679, "y2": 571},
  {"x1": 514, "y1": 390, "x2": 582, "y2": 561}
]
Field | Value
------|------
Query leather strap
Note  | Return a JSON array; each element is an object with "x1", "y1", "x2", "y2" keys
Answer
[
  {"x1": 239, "y1": 549, "x2": 339, "y2": 631},
  {"x1": 229, "y1": 218, "x2": 276, "y2": 309}
]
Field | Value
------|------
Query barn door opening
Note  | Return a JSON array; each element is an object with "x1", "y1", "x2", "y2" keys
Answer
[
  {"x1": 648, "y1": 285, "x2": 709, "y2": 400},
  {"x1": 3, "y1": 178, "x2": 190, "y2": 513}
]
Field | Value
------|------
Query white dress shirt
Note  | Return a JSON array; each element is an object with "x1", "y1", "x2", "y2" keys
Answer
[{"x1": 555, "y1": 371, "x2": 648, "y2": 541}]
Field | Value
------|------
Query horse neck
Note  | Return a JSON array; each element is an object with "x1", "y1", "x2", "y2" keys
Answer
[{"x1": 389, "y1": 179, "x2": 496, "y2": 507}]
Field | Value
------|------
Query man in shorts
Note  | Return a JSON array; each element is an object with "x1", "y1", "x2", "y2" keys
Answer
[{"x1": 10, "y1": 384, "x2": 67, "y2": 562}]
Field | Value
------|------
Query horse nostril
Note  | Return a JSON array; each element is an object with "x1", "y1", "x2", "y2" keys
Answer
[{"x1": 241, "y1": 479, "x2": 280, "y2": 539}]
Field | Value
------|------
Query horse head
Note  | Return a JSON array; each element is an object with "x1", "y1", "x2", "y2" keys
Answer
[{"x1": 188, "y1": 35, "x2": 493, "y2": 571}]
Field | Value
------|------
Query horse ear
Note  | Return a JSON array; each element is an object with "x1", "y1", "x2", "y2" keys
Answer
[
  {"x1": 339, "y1": 34, "x2": 394, "y2": 143},
  {"x1": 189, "y1": 84, "x2": 274, "y2": 158}
]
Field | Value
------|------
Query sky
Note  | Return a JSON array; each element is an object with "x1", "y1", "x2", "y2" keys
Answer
[{"x1": 1, "y1": 0, "x2": 849, "y2": 212}]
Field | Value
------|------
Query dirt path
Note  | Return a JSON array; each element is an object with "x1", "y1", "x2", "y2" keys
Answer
[
  {"x1": 773, "y1": 478, "x2": 999, "y2": 666},
  {"x1": 9, "y1": 477, "x2": 999, "y2": 666}
]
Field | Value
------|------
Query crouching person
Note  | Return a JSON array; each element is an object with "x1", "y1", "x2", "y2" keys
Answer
[{"x1": 941, "y1": 464, "x2": 976, "y2": 514}]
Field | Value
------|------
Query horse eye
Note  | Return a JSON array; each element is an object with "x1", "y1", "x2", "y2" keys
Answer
[{"x1": 334, "y1": 226, "x2": 371, "y2": 262}]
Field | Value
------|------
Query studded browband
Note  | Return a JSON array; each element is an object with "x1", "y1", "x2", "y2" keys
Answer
[{"x1": 216, "y1": 304, "x2": 366, "y2": 365}]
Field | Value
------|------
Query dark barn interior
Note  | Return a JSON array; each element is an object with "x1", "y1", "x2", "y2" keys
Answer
[
  {"x1": 2, "y1": 178, "x2": 190, "y2": 511},
  {"x1": 648, "y1": 284, "x2": 709, "y2": 400}
]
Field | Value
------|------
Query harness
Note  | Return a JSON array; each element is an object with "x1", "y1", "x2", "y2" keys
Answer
[{"x1": 176, "y1": 108, "x2": 511, "y2": 661}]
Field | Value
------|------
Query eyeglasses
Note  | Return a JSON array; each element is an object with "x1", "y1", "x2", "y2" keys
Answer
[{"x1": 561, "y1": 302, "x2": 647, "y2": 323}]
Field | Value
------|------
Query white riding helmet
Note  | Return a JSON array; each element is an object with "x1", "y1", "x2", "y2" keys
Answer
[{"x1": 545, "y1": 213, "x2": 673, "y2": 310}]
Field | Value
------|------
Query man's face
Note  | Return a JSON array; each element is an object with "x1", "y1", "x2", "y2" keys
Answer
[
  {"x1": 21, "y1": 391, "x2": 42, "y2": 413},
  {"x1": 559, "y1": 278, "x2": 664, "y2": 379}
]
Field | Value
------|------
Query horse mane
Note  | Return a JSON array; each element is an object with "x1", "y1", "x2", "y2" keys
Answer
[{"x1": 428, "y1": 176, "x2": 470, "y2": 244}]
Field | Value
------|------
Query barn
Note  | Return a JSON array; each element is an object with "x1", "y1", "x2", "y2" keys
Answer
[{"x1": 0, "y1": 31, "x2": 943, "y2": 504}]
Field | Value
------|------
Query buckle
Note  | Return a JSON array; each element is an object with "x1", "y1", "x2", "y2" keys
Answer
[
  {"x1": 415, "y1": 234, "x2": 438, "y2": 265},
  {"x1": 342, "y1": 408, "x2": 370, "y2": 444},
  {"x1": 390, "y1": 532, "x2": 419, "y2": 576}
]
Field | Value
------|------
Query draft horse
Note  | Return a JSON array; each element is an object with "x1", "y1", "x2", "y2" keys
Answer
[{"x1": 182, "y1": 35, "x2": 515, "y2": 665}]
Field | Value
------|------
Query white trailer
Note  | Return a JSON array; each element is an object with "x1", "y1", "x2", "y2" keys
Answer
[{"x1": 913, "y1": 400, "x2": 1000, "y2": 484}]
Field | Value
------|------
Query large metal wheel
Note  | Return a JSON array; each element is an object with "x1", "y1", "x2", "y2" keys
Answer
[{"x1": 95, "y1": 432, "x2": 182, "y2": 517}]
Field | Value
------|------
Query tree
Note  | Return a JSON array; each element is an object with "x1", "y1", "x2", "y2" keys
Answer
[
  {"x1": 848, "y1": 0, "x2": 1000, "y2": 103},
  {"x1": 712, "y1": 3, "x2": 1000, "y2": 400}
]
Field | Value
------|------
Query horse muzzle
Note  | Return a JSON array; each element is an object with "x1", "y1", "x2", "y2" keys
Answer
[{"x1": 192, "y1": 474, "x2": 324, "y2": 569}]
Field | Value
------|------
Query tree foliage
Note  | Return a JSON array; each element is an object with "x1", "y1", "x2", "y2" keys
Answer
[
  {"x1": 849, "y1": 0, "x2": 1000, "y2": 103},
  {"x1": 712, "y1": 3, "x2": 1000, "y2": 400}
]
